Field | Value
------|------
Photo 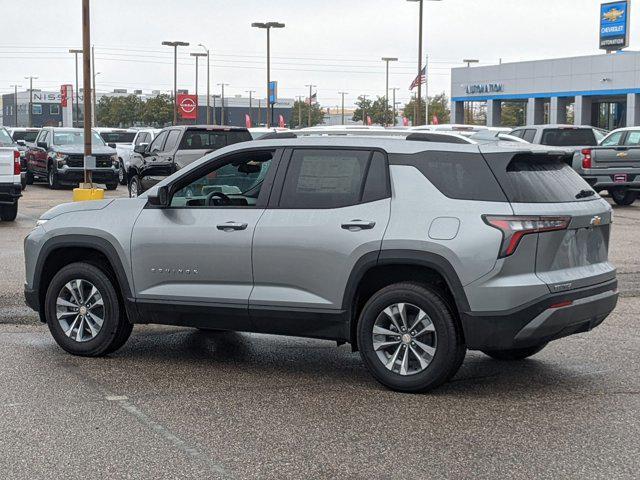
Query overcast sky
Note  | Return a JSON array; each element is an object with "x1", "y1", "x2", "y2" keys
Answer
[{"x1": 0, "y1": 0, "x2": 635, "y2": 107}]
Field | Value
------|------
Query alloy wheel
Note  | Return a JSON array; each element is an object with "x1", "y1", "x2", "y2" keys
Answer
[
  {"x1": 129, "y1": 179, "x2": 138, "y2": 198},
  {"x1": 372, "y1": 302, "x2": 437, "y2": 376},
  {"x1": 56, "y1": 279, "x2": 105, "y2": 342}
]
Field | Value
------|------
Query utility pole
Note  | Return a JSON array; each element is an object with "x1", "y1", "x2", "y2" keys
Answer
[
  {"x1": 252, "y1": 22, "x2": 285, "y2": 128},
  {"x1": 198, "y1": 44, "x2": 211, "y2": 124},
  {"x1": 162, "y1": 40, "x2": 190, "y2": 125},
  {"x1": 218, "y1": 83, "x2": 229, "y2": 125},
  {"x1": 338, "y1": 92, "x2": 347, "y2": 125},
  {"x1": 391, "y1": 88, "x2": 400, "y2": 126},
  {"x1": 81, "y1": 0, "x2": 92, "y2": 185},
  {"x1": 258, "y1": 99, "x2": 262, "y2": 126},
  {"x1": 91, "y1": 45, "x2": 99, "y2": 127},
  {"x1": 246, "y1": 90, "x2": 255, "y2": 126},
  {"x1": 295, "y1": 96, "x2": 303, "y2": 128},
  {"x1": 10, "y1": 84, "x2": 21, "y2": 127},
  {"x1": 359, "y1": 94, "x2": 369, "y2": 125},
  {"x1": 191, "y1": 52, "x2": 207, "y2": 123},
  {"x1": 305, "y1": 84, "x2": 316, "y2": 127},
  {"x1": 381, "y1": 57, "x2": 398, "y2": 126},
  {"x1": 24, "y1": 76, "x2": 37, "y2": 128},
  {"x1": 69, "y1": 49, "x2": 82, "y2": 127}
]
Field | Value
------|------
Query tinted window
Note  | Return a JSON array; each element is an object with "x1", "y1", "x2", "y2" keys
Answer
[
  {"x1": 624, "y1": 131, "x2": 640, "y2": 146},
  {"x1": 540, "y1": 128, "x2": 597, "y2": 146},
  {"x1": 602, "y1": 131, "x2": 624, "y2": 146},
  {"x1": 149, "y1": 131, "x2": 168, "y2": 153},
  {"x1": 179, "y1": 129, "x2": 252, "y2": 150},
  {"x1": 486, "y1": 154, "x2": 594, "y2": 203},
  {"x1": 279, "y1": 149, "x2": 371, "y2": 208},
  {"x1": 12, "y1": 130, "x2": 39, "y2": 143},
  {"x1": 522, "y1": 129, "x2": 536, "y2": 143},
  {"x1": 510, "y1": 130, "x2": 524, "y2": 139},
  {"x1": 99, "y1": 131, "x2": 136, "y2": 144},
  {"x1": 135, "y1": 133, "x2": 149, "y2": 145},
  {"x1": 0, "y1": 128, "x2": 14, "y2": 146},
  {"x1": 391, "y1": 152, "x2": 506, "y2": 202},
  {"x1": 163, "y1": 130, "x2": 181, "y2": 151},
  {"x1": 362, "y1": 152, "x2": 390, "y2": 203}
]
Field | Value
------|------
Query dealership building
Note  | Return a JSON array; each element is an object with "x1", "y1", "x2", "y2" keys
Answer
[{"x1": 451, "y1": 50, "x2": 640, "y2": 130}]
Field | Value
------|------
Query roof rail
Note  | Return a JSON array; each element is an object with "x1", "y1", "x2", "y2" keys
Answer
[
  {"x1": 405, "y1": 132, "x2": 472, "y2": 144},
  {"x1": 258, "y1": 132, "x2": 298, "y2": 140}
]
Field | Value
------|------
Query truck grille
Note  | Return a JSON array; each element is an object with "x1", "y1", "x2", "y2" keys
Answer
[{"x1": 66, "y1": 155, "x2": 113, "y2": 168}]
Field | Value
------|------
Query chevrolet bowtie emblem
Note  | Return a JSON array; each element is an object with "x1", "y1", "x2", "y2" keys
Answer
[{"x1": 603, "y1": 8, "x2": 624, "y2": 22}]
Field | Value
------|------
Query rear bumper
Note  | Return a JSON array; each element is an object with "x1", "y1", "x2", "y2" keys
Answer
[
  {"x1": 57, "y1": 167, "x2": 119, "y2": 185},
  {"x1": 461, "y1": 279, "x2": 618, "y2": 350},
  {"x1": 581, "y1": 171, "x2": 640, "y2": 190},
  {"x1": 0, "y1": 182, "x2": 22, "y2": 205}
]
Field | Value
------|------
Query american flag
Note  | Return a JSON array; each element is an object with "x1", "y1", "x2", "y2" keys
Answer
[
  {"x1": 307, "y1": 92, "x2": 318, "y2": 104},
  {"x1": 410, "y1": 66, "x2": 427, "y2": 90}
]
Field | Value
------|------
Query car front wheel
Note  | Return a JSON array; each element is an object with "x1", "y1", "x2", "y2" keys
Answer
[
  {"x1": 128, "y1": 175, "x2": 141, "y2": 198},
  {"x1": 48, "y1": 166, "x2": 60, "y2": 190},
  {"x1": 118, "y1": 162, "x2": 127, "y2": 185},
  {"x1": 357, "y1": 282, "x2": 465, "y2": 393},
  {"x1": 44, "y1": 262, "x2": 133, "y2": 356}
]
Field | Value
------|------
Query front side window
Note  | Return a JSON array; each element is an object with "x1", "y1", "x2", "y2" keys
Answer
[
  {"x1": 135, "y1": 133, "x2": 149, "y2": 145},
  {"x1": 510, "y1": 130, "x2": 524, "y2": 139},
  {"x1": 179, "y1": 129, "x2": 252, "y2": 150},
  {"x1": 522, "y1": 129, "x2": 537, "y2": 143},
  {"x1": 163, "y1": 130, "x2": 181, "y2": 152},
  {"x1": 602, "y1": 131, "x2": 624, "y2": 146},
  {"x1": 279, "y1": 149, "x2": 372, "y2": 209},
  {"x1": 148, "y1": 131, "x2": 168, "y2": 153},
  {"x1": 170, "y1": 150, "x2": 274, "y2": 208}
]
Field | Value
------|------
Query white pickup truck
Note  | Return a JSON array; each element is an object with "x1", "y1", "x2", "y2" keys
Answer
[
  {"x1": 96, "y1": 128, "x2": 161, "y2": 185},
  {"x1": 0, "y1": 146, "x2": 22, "y2": 221}
]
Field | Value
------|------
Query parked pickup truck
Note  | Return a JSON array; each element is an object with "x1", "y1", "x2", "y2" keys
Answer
[
  {"x1": 127, "y1": 125, "x2": 252, "y2": 197},
  {"x1": 573, "y1": 127, "x2": 640, "y2": 205},
  {"x1": 1, "y1": 127, "x2": 27, "y2": 190},
  {"x1": 114, "y1": 128, "x2": 161, "y2": 185},
  {"x1": 0, "y1": 146, "x2": 21, "y2": 221}
]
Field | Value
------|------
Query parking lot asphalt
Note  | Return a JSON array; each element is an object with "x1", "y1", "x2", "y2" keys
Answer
[{"x1": 0, "y1": 184, "x2": 639, "y2": 479}]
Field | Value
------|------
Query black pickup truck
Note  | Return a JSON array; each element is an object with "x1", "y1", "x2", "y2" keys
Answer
[{"x1": 126, "y1": 125, "x2": 252, "y2": 197}]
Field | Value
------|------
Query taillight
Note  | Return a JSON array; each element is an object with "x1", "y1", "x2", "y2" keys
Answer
[
  {"x1": 13, "y1": 150, "x2": 20, "y2": 175},
  {"x1": 483, "y1": 215, "x2": 571, "y2": 258},
  {"x1": 581, "y1": 148, "x2": 592, "y2": 169}
]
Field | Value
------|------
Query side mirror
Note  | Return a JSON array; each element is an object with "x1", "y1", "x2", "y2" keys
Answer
[
  {"x1": 16, "y1": 140, "x2": 26, "y2": 146},
  {"x1": 37, "y1": 141, "x2": 47, "y2": 149},
  {"x1": 134, "y1": 143, "x2": 149, "y2": 154},
  {"x1": 108, "y1": 142, "x2": 117, "y2": 149},
  {"x1": 147, "y1": 185, "x2": 170, "y2": 207}
]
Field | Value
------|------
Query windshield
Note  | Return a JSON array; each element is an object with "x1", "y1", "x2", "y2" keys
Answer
[
  {"x1": 179, "y1": 129, "x2": 252, "y2": 150},
  {"x1": 99, "y1": 131, "x2": 136, "y2": 144},
  {"x1": 12, "y1": 130, "x2": 39, "y2": 143},
  {"x1": 53, "y1": 131, "x2": 105, "y2": 146},
  {"x1": 0, "y1": 128, "x2": 14, "y2": 147},
  {"x1": 540, "y1": 128, "x2": 597, "y2": 147}
]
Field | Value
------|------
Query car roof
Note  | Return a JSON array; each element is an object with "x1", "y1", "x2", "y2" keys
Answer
[
  {"x1": 515, "y1": 124, "x2": 596, "y2": 130},
  {"x1": 163, "y1": 125, "x2": 249, "y2": 132}
]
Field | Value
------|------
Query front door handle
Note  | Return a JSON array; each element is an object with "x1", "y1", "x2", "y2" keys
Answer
[
  {"x1": 217, "y1": 221, "x2": 248, "y2": 231},
  {"x1": 341, "y1": 220, "x2": 376, "y2": 231}
]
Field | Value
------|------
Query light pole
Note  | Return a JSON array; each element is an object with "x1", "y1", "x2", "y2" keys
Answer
[
  {"x1": 381, "y1": 57, "x2": 398, "y2": 126},
  {"x1": 10, "y1": 84, "x2": 21, "y2": 127},
  {"x1": 24, "y1": 76, "x2": 38, "y2": 128},
  {"x1": 338, "y1": 91, "x2": 348, "y2": 125},
  {"x1": 191, "y1": 52, "x2": 207, "y2": 123},
  {"x1": 245, "y1": 90, "x2": 255, "y2": 126},
  {"x1": 391, "y1": 88, "x2": 400, "y2": 125},
  {"x1": 305, "y1": 84, "x2": 316, "y2": 127},
  {"x1": 359, "y1": 94, "x2": 369, "y2": 125},
  {"x1": 295, "y1": 96, "x2": 303, "y2": 128},
  {"x1": 462, "y1": 59, "x2": 479, "y2": 123},
  {"x1": 162, "y1": 40, "x2": 190, "y2": 125},
  {"x1": 463, "y1": 58, "x2": 479, "y2": 68},
  {"x1": 92, "y1": 71, "x2": 101, "y2": 127},
  {"x1": 251, "y1": 21, "x2": 285, "y2": 128},
  {"x1": 406, "y1": 0, "x2": 442, "y2": 126},
  {"x1": 197, "y1": 44, "x2": 211, "y2": 124},
  {"x1": 218, "y1": 83, "x2": 229, "y2": 125},
  {"x1": 69, "y1": 49, "x2": 82, "y2": 127}
]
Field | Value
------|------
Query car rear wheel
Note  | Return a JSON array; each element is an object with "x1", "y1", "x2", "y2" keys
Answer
[
  {"x1": 128, "y1": 175, "x2": 140, "y2": 198},
  {"x1": 482, "y1": 343, "x2": 547, "y2": 361},
  {"x1": 357, "y1": 282, "x2": 465, "y2": 393},
  {"x1": 45, "y1": 262, "x2": 133, "y2": 356},
  {"x1": 0, "y1": 202, "x2": 18, "y2": 221},
  {"x1": 610, "y1": 188, "x2": 637, "y2": 206},
  {"x1": 25, "y1": 170, "x2": 34, "y2": 185},
  {"x1": 105, "y1": 183, "x2": 118, "y2": 191},
  {"x1": 48, "y1": 166, "x2": 60, "y2": 190}
]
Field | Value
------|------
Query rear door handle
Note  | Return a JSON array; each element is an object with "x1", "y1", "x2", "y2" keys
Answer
[
  {"x1": 217, "y1": 221, "x2": 248, "y2": 231},
  {"x1": 341, "y1": 220, "x2": 376, "y2": 230}
]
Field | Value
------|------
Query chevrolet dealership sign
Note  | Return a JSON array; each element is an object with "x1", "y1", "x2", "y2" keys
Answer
[
  {"x1": 465, "y1": 83, "x2": 504, "y2": 95},
  {"x1": 600, "y1": 1, "x2": 630, "y2": 51}
]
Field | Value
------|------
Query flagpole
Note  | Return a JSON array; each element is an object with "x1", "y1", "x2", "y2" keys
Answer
[{"x1": 425, "y1": 54, "x2": 429, "y2": 124}]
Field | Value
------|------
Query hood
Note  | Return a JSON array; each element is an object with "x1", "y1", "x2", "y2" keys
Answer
[
  {"x1": 52, "y1": 145, "x2": 116, "y2": 155},
  {"x1": 40, "y1": 199, "x2": 114, "y2": 220}
]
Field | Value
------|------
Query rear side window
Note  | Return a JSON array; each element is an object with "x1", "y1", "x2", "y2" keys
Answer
[
  {"x1": 540, "y1": 128, "x2": 597, "y2": 146},
  {"x1": 179, "y1": 130, "x2": 252, "y2": 150},
  {"x1": 279, "y1": 149, "x2": 377, "y2": 208},
  {"x1": 486, "y1": 153, "x2": 593, "y2": 203},
  {"x1": 522, "y1": 129, "x2": 536, "y2": 143},
  {"x1": 390, "y1": 152, "x2": 507, "y2": 202}
]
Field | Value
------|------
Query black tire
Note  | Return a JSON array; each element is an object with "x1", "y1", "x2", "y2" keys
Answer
[
  {"x1": 21, "y1": 175, "x2": 27, "y2": 191},
  {"x1": 26, "y1": 170, "x2": 34, "y2": 185},
  {"x1": 44, "y1": 262, "x2": 133, "y2": 356},
  {"x1": 128, "y1": 175, "x2": 141, "y2": 198},
  {"x1": 482, "y1": 343, "x2": 547, "y2": 361},
  {"x1": 0, "y1": 201, "x2": 18, "y2": 221},
  {"x1": 47, "y1": 165, "x2": 60, "y2": 190},
  {"x1": 357, "y1": 282, "x2": 465, "y2": 393},
  {"x1": 105, "y1": 183, "x2": 118, "y2": 191},
  {"x1": 610, "y1": 188, "x2": 637, "y2": 206},
  {"x1": 118, "y1": 162, "x2": 127, "y2": 185}
]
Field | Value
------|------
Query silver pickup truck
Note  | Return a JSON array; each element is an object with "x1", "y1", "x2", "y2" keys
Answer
[{"x1": 574, "y1": 127, "x2": 640, "y2": 205}]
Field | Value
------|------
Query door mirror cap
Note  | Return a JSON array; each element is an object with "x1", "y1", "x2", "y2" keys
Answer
[
  {"x1": 108, "y1": 142, "x2": 117, "y2": 149},
  {"x1": 147, "y1": 185, "x2": 170, "y2": 207},
  {"x1": 16, "y1": 139, "x2": 26, "y2": 146},
  {"x1": 37, "y1": 141, "x2": 47, "y2": 149},
  {"x1": 134, "y1": 143, "x2": 149, "y2": 154}
]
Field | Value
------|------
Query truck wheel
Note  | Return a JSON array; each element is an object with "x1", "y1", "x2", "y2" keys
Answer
[
  {"x1": 118, "y1": 163, "x2": 127, "y2": 185},
  {"x1": 44, "y1": 262, "x2": 133, "y2": 356},
  {"x1": 26, "y1": 171, "x2": 34, "y2": 185},
  {"x1": 47, "y1": 166, "x2": 60, "y2": 190},
  {"x1": 357, "y1": 282, "x2": 465, "y2": 393},
  {"x1": 610, "y1": 188, "x2": 638, "y2": 206},
  {"x1": 128, "y1": 175, "x2": 141, "y2": 198},
  {"x1": 105, "y1": 183, "x2": 118, "y2": 191},
  {"x1": 0, "y1": 201, "x2": 18, "y2": 221},
  {"x1": 482, "y1": 343, "x2": 547, "y2": 361}
]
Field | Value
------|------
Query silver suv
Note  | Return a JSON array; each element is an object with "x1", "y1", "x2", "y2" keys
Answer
[{"x1": 23, "y1": 136, "x2": 618, "y2": 392}]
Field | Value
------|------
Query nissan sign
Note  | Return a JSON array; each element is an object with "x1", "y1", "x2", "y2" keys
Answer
[{"x1": 177, "y1": 94, "x2": 198, "y2": 120}]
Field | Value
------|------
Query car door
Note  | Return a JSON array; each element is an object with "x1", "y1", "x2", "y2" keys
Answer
[
  {"x1": 130, "y1": 147, "x2": 281, "y2": 329},
  {"x1": 32, "y1": 130, "x2": 49, "y2": 175},
  {"x1": 138, "y1": 130, "x2": 169, "y2": 192},
  {"x1": 593, "y1": 130, "x2": 626, "y2": 168},
  {"x1": 250, "y1": 148, "x2": 391, "y2": 319}
]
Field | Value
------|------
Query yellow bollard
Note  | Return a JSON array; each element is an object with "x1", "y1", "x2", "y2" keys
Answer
[{"x1": 72, "y1": 187, "x2": 105, "y2": 202}]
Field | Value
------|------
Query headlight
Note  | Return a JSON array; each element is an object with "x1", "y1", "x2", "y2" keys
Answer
[
  {"x1": 111, "y1": 154, "x2": 119, "y2": 166},
  {"x1": 55, "y1": 152, "x2": 67, "y2": 166}
]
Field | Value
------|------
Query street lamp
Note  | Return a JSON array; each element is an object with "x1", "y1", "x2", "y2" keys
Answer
[
  {"x1": 218, "y1": 83, "x2": 229, "y2": 125},
  {"x1": 251, "y1": 21, "x2": 285, "y2": 128},
  {"x1": 381, "y1": 57, "x2": 398, "y2": 126},
  {"x1": 24, "y1": 76, "x2": 38, "y2": 128},
  {"x1": 92, "y1": 71, "x2": 101, "y2": 127},
  {"x1": 305, "y1": 84, "x2": 317, "y2": 127},
  {"x1": 406, "y1": 0, "x2": 442, "y2": 126},
  {"x1": 162, "y1": 40, "x2": 190, "y2": 125},
  {"x1": 191, "y1": 52, "x2": 207, "y2": 123},
  {"x1": 463, "y1": 58, "x2": 479, "y2": 67},
  {"x1": 69, "y1": 49, "x2": 83, "y2": 127},
  {"x1": 9, "y1": 84, "x2": 21, "y2": 127},
  {"x1": 390, "y1": 87, "x2": 400, "y2": 126},
  {"x1": 462, "y1": 59, "x2": 479, "y2": 123},
  {"x1": 197, "y1": 44, "x2": 211, "y2": 124},
  {"x1": 246, "y1": 90, "x2": 256, "y2": 126},
  {"x1": 338, "y1": 91, "x2": 348, "y2": 125}
]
